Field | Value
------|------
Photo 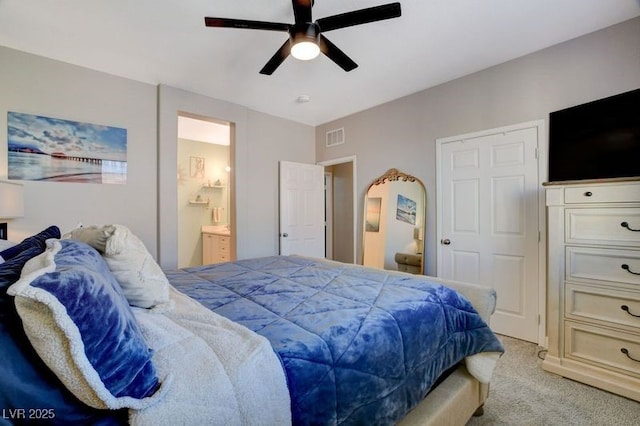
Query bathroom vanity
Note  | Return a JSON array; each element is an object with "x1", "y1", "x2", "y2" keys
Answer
[{"x1": 202, "y1": 226, "x2": 232, "y2": 265}]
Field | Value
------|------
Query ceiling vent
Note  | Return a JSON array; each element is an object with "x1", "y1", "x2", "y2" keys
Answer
[{"x1": 326, "y1": 128, "x2": 345, "y2": 147}]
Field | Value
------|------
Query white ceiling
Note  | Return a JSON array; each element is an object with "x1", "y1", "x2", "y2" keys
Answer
[{"x1": 1, "y1": 1, "x2": 639, "y2": 126}]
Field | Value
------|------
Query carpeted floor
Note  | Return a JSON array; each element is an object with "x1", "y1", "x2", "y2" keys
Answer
[{"x1": 466, "y1": 335, "x2": 640, "y2": 425}]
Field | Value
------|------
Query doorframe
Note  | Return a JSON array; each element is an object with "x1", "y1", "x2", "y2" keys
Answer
[
  {"x1": 157, "y1": 85, "x2": 247, "y2": 270},
  {"x1": 318, "y1": 155, "x2": 357, "y2": 264},
  {"x1": 435, "y1": 120, "x2": 547, "y2": 345}
]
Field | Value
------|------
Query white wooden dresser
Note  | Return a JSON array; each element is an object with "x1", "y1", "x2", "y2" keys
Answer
[{"x1": 543, "y1": 179, "x2": 640, "y2": 401}]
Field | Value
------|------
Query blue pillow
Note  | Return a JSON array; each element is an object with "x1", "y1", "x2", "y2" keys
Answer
[
  {"x1": 7, "y1": 239, "x2": 163, "y2": 410},
  {"x1": 0, "y1": 236, "x2": 126, "y2": 424},
  {"x1": 0, "y1": 246, "x2": 43, "y2": 315},
  {"x1": 0, "y1": 226, "x2": 60, "y2": 261}
]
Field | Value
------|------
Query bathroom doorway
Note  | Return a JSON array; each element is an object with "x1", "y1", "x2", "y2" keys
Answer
[{"x1": 177, "y1": 114, "x2": 233, "y2": 268}]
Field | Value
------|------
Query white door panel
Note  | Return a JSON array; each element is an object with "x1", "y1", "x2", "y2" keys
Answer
[
  {"x1": 279, "y1": 161, "x2": 325, "y2": 258},
  {"x1": 438, "y1": 125, "x2": 540, "y2": 342},
  {"x1": 452, "y1": 250, "x2": 480, "y2": 283},
  {"x1": 452, "y1": 179, "x2": 480, "y2": 233},
  {"x1": 493, "y1": 253, "x2": 526, "y2": 315}
]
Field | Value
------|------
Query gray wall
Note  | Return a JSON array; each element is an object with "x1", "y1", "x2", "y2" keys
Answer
[
  {"x1": 315, "y1": 17, "x2": 640, "y2": 276},
  {"x1": 1, "y1": 47, "x2": 315, "y2": 265},
  {"x1": 0, "y1": 46, "x2": 159, "y2": 252}
]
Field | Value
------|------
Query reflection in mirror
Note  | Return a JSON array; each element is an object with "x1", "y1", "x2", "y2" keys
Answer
[{"x1": 363, "y1": 168, "x2": 426, "y2": 274}]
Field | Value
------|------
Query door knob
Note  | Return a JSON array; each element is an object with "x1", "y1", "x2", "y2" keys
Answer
[
  {"x1": 281, "y1": 233, "x2": 288, "y2": 238},
  {"x1": 441, "y1": 238, "x2": 451, "y2": 245}
]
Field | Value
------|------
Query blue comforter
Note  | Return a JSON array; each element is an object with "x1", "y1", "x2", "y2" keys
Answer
[{"x1": 167, "y1": 256, "x2": 503, "y2": 425}]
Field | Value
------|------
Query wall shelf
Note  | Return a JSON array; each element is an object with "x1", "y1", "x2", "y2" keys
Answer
[{"x1": 189, "y1": 198, "x2": 209, "y2": 205}]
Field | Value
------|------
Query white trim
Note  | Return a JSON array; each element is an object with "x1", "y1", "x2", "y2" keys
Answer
[
  {"x1": 435, "y1": 120, "x2": 547, "y2": 345},
  {"x1": 318, "y1": 155, "x2": 357, "y2": 264},
  {"x1": 318, "y1": 155, "x2": 356, "y2": 167}
]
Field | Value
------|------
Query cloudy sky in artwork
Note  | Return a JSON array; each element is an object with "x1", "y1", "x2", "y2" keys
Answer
[{"x1": 8, "y1": 112, "x2": 126, "y2": 161}]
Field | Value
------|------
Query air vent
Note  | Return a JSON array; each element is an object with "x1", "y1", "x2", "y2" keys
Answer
[{"x1": 326, "y1": 128, "x2": 345, "y2": 147}]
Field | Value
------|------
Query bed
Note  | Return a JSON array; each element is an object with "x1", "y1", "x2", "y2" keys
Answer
[{"x1": 0, "y1": 225, "x2": 503, "y2": 425}]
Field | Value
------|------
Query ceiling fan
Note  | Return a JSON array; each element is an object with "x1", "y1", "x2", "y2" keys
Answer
[{"x1": 204, "y1": 1, "x2": 401, "y2": 75}]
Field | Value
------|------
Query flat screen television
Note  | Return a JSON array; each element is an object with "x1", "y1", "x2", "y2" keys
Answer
[{"x1": 548, "y1": 88, "x2": 640, "y2": 183}]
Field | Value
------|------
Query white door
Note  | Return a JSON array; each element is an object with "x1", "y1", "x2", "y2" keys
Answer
[
  {"x1": 279, "y1": 161, "x2": 325, "y2": 258},
  {"x1": 437, "y1": 124, "x2": 541, "y2": 342}
]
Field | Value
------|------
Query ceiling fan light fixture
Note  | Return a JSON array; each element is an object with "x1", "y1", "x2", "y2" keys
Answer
[
  {"x1": 291, "y1": 40, "x2": 320, "y2": 60},
  {"x1": 291, "y1": 23, "x2": 321, "y2": 61},
  {"x1": 205, "y1": 2, "x2": 402, "y2": 74}
]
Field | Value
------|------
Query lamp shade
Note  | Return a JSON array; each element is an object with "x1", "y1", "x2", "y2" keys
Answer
[{"x1": 0, "y1": 180, "x2": 24, "y2": 219}]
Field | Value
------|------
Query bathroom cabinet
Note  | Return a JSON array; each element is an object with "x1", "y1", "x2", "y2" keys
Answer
[{"x1": 202, "y1": 231, "x2": 231, "y2": 264}]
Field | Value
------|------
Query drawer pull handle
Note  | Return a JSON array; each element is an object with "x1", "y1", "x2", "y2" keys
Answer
[
  {"x1": 621, "y1": 348, "x2": 640, "y2": 363},
  {"x1": 621, "y1": 305, "x2": 640, "y2": 318},
  {"x1": 621, "y1": 221, "x2": 640, "y2": 232},
  {"x1": 621, "y1": 264, "x2": 640, "y2": 275},
  {"x1": 584, "y1": 191, "x2": 593, "y2": 197}
]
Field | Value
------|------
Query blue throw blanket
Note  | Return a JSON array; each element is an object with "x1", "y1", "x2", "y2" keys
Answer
[{"x1": 168, "y1": 256, "x2": 503, "y2": 425}]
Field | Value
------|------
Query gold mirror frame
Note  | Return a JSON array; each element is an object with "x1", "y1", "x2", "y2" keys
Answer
[
  {"x1": 370, "y1": 168, "x2": 419, "y2": 185},
  {"x1": 362, "y1": 168, "x2": 426, "y2": 274}
]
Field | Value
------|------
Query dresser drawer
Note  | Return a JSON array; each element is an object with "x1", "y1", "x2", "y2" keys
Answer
[
  {"x1": 566, "y1": 283, "x2": 640, "y2": 331},
  {"x1": 566, "y1": 208, "x2": 640, "y2": 247},
  {"x1": 566, "y1": 246, "x2": 640, "y2": 287},
  {"x1": 565, "y1": 321, "x2": 640, "y2": 378},
  {"x1": 565, "y1": 183, "x2": 640, "y2": 204}
]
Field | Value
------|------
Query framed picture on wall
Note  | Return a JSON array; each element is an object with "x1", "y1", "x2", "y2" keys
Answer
[
  {"x1": 190, "y1": 156, "x2": 205, "y2": 178},
  {"x1": 7, "y1": 111, "x2": 127, "y2": 184}
]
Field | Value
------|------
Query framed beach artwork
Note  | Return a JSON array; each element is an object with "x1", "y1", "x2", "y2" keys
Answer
[
  {"x1": 7, "y1": 112, "x2": 127, "y2": 184},
  {"x1": 396, "y1": 194, "x2": 416, "y2": 225}
]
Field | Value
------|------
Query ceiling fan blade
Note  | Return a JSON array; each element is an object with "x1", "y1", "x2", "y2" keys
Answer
[
  {"x1": 316, "y1": 2, "x2": 401, "y2": 32},
  {"x1": 292, "y1": 0, "x2": 313, "y2": 24},
  {"x1": 204, "y1": 17, "x2": 290, "y2": 32},
  {"x1": 319, "y1": 35, "x2": 357, "y2": 72},
  {"x1": 260, "y1": 39, "x2": 292, "y2": 75}
]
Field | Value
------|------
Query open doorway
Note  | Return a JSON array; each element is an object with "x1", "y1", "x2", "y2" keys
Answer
[
  {"x1": 319, "y1": 156, "x2": 357, "y2": 264},
  {"x1": 177, "y1": 113, "x2": 234, "y2": 268}
]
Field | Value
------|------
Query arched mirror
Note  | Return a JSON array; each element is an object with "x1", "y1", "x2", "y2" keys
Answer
[{"x1": 363, "y1": 168, "x2": 426, "y2": 274}]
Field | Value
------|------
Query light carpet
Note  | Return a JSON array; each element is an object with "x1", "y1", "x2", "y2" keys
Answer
[{"x1": 466, "y1": 335, "x2": 640, "y2": 425}]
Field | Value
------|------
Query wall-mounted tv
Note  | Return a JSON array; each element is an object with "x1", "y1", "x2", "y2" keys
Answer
[{"x1": 548, "y1": 88, "x2": 640, "y2": 183}]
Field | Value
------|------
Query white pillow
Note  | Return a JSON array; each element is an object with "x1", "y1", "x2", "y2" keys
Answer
[{"x1": 64, "y1": 225, "x2": 172, "y2": 310}]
